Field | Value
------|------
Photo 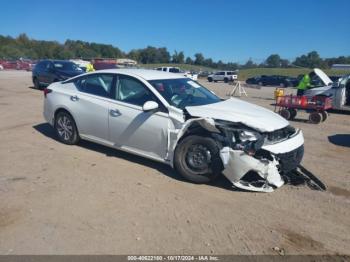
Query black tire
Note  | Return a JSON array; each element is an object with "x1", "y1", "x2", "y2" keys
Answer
[
  {"x1": 289, "y1": 108, "x2": 297, "y2": 120},
  {"x1": 321, "y1": 111, "x2": 328, "y2": 122},
  {"x1": 54, "y1": 111, "x2": 80, "y2": 145},
  {"x1": 280, "y1": 109, "x2": 291, "y2": 120},
  {"x1": 174, "y1": 135, "x2": 223, "y2": 183},
  {"x1": 33, "y1": 77, "x2": 41, "y2": 89},
  {"x1": 258, "y1": 81, "x2": 263, "y2": 86},
  {"x1": 224, "y1": 78, "x2": 228, "y2": 83},
  {"x1": 208, "y1": 77, "x2": 213, "y2": 82},
  {"x1": 309, "y1": 112, "x2": 322, "y2": 124}
]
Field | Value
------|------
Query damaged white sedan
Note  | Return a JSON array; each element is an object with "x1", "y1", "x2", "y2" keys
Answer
[{"x1": 43, "y1": 69, "x2": 304, "y2": 192}]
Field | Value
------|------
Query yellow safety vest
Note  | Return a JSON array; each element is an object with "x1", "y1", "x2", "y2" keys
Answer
[{"x1": 86, "y1": 63, "x2": 95, "y2": 72}]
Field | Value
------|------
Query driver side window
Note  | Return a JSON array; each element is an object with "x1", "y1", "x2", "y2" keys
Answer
[{"x1": 115, "y1": 75, "x2": 157, "y2": 107}]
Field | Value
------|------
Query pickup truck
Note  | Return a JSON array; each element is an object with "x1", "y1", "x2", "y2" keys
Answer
[
  {"x1": 305, "y1": 69, "x2": 350, "y2": 111},
  {"x1": 156, "y1": 67, "x2": 198, "y2": 80}
]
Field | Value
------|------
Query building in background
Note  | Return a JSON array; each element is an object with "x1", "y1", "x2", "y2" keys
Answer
[{"x1": 332, "y1": 64, "x2": 350, "y2": 70}]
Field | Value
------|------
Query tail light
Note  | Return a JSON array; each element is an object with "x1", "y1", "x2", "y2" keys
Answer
[{"x1": 43, "y1": 88, "x2": 52, "y2": 98}]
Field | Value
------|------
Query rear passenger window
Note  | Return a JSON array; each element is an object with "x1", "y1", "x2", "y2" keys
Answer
[{"x1": 75, "y1": 74, "x2": 114, "y2": 98}]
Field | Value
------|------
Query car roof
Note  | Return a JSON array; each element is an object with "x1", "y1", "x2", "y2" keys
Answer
[{"x1": 95, "y1": 69, "x2": 186, "y2": 80}]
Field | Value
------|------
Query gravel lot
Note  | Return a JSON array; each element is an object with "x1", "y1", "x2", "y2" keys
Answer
[{"x1": 0, "y1": 71, "x2": 349, "y2": 255}]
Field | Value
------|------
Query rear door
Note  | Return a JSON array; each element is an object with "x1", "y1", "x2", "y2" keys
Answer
[
  {"x1": 69, "y1": 73, "x2": 115, "y2": 143},
  {"x1": 37, "y1": 61, "x2": 48, "y2": 85}
]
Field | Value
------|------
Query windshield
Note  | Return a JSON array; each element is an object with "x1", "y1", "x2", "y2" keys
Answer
[
  {"x1": 53, "y1": 62, "x2": 82, "y2": 71},
  {"x1": 149, "y1": 78, "x2": 221, "y2": 109}
]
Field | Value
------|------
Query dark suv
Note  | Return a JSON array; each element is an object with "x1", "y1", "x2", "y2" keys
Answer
[
  {"x1": 32, "y1": 60, "x2": 84, "y2": 89},
  {"x1": 246, "y1": 75, "x2": 299, "y2": 87}
]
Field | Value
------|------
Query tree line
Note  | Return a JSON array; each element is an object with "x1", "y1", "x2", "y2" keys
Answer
[{"x1": 1, "y1": 33, "x2": 349, "y2": 70}]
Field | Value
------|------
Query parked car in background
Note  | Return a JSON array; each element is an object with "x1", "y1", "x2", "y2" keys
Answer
[
  {"x1": 198, "y1": 71, "x2": 211, "y2": 77},
  {"x1": 0, "y1": 64, "x2": 3, "y2": 71},
  {"x1": 43, "y1": 69, "x2": 304, "y2": 193},
  {"x1": 18, "y1": 59, "x2": 35, "y2": 71},
  {"x1": 207, "y1": 71, "x2": 238, "y2": 83},
  {"x1": 32, "y1": 60, "x2": 84, "y2": 89},
  {"x1": 156, "y1": 67, "x2": 198, "y2": 80},
  {"x1": 0, "y1": 60, "x2": 19, "y2": 70},
  {"x1": 0, "y1": 59, "x2": 35, "y2": 71},
  {"x1": 246, "y1": 75, "x2": 298, "y2": 87}
]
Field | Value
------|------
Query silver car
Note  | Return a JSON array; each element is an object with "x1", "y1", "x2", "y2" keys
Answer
[{"x1": 43, "y1": 69, "x2": 304, "y2": 192}]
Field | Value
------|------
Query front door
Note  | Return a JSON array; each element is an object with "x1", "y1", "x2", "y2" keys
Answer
[{"x1": 108, "y1": 74, "x2": 169, "y2": 160}]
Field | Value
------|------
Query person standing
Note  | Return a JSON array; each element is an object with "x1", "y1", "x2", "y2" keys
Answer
[
  {"x1": 86, "y1": 61, "x2": 95, "y2": 72},
  {"x1": 297, "y1": 71, "x2": 315, "y2": 96}
]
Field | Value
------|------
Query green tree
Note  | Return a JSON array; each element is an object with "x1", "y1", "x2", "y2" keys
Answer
[
  {"x1": 293, "y1": 51, "x2": 325, "y2": 68},
  {"x1": 266, "y1": 54, "x2": 281, "y2": 67},
  {"x1": 172, "y1": 50, "x2": 184, "y2": 64},
  {"x1": 194, "y1": 53, "x2": 204, "y2": 65},
  {"x1": 185, "y1": 57, "x2": 193, "y2": 64}
]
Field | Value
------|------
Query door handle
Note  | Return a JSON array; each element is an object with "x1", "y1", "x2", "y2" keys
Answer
[
  {"x1": 70, "y1": 95, "x2": 79, "y2": 101},
  {"x1": 110, "y1": 109, "x2": 121, "y2": 117}
]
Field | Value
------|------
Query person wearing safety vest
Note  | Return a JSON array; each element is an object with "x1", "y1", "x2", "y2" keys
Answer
[
  {"x1": 86, "y1": 62, "x2": 95, "y2": 72},
  {"x1": 297, "y1": 71, "x2": 315, "y2": 96}
]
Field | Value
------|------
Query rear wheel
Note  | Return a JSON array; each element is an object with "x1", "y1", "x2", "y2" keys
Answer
[
  {"x1": 321, "y1": 111, "x2": 328, "y2": 122},
  {"x1": 289, "y1": 108, "x2": 297, "y2": 120},
  {"x1": 54, "y1": 111, "x2": 80, "y2": 145},
  {"x1": 280, "y1": 109, "x2": 291, "y2": 120},
  {"x1": 309, "y1": 112, "x2": 322, "y2": 124},
  {"x1": 224, "y1": 78, "x2": 228, "y2": 83},
  {"x1": 174, "y1": 135, "x2": 223, "y2": 183}
]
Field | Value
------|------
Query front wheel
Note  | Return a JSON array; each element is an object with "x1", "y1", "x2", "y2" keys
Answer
[
  {"x1": 208, "y1": 77, "x2": 213, "y2": 82},
  {"x1": 174, "y1": 135, "x2": 223, "y2": 183},
  {"x1": 54, "y1": 111, "x2": 80, "y2": 145}
]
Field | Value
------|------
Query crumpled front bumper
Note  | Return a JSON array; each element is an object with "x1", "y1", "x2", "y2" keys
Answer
[{"x1": 219, "y1": 130, "x2": 304, "y2": 192}]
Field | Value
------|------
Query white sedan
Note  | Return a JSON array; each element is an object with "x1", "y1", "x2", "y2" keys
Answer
[{"x1": 43, "y1": 69, "x2": 304, "y2": 192}]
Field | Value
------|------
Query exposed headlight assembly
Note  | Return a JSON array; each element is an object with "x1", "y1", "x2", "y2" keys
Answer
[{"x1": 239, "y1": 130, "x2": 259, "y2": 142}]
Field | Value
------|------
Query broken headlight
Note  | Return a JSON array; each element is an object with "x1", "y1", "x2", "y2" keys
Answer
[
  {"x1": 238, "y1": 130, "x2": 259, "y2": 142},
  {"x1": 214, "y1": 120, "x2": 264, "y2": 155}
]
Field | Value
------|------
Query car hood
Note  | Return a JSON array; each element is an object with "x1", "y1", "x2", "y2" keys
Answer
[
  {"x1": 304, "y1": 85, "x2": 332, "y2": 97},
  {"x1": 185, "y1": 98, "x2": 289, "y2": 132},
  {"x1": 314, "y1": 68, "x2": 332, "y2": 86}
]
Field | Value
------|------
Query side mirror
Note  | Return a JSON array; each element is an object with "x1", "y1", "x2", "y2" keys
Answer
[{"x1": 142, "y1": 101, "x2": 159, "y2": 112}]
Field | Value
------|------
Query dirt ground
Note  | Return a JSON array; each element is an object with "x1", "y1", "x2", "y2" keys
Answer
[{"x1": 0, "y1": 71, "x2": 349, "y2": 255}]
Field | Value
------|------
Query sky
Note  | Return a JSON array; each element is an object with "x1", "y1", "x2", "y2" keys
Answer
[{"x1": 1, "y1": 0, "x2": 349, "y2": 63}]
